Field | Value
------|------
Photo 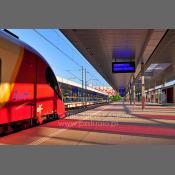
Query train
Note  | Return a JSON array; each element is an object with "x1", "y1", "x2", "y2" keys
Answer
[
  {"x1": 0, "y1": 30, "x2": 65, "y2": 134},
  {"x1": 57, "y1": 77, "x2": 109, "y2": 109}
]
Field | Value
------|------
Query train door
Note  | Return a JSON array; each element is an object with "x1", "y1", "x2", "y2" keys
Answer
[
  {"x1": 9, "y1": 51, "x2": 36, "y2": 123},
  {"x1": 36, "y1": 59, "x2": 57, "y2": 122},
  {"x1": 167, "y1": 87, "x2": 173, "y2": 103}
]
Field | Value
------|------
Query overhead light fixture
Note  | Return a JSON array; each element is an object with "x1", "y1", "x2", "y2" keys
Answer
[
  {"x1": 146, "y1": 63, "x2": 171, "y2": 72},
  {"x1": 165, "y1": 80, "x2": 175, "y2": 87}
]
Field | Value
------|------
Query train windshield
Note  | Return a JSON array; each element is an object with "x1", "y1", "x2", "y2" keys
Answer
[{"x1": 45, "y1": 67, "x2": 62, "y2": 99}]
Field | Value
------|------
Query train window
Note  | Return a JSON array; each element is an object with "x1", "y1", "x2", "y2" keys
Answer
[{"x1": 45, "y1": 67, "x2": 62, "y2": 99}]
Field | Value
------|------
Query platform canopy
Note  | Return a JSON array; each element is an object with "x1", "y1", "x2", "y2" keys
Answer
[
  {"x1": 143, "y1": 30, "x2": 175, "y2": 89},
  {"x1": 60, "y1": 29, "x2": 175, "y2": 91}
]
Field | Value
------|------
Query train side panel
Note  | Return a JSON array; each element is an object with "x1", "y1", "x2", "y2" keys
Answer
[
  {"x1": 36, "y1": 57, "x2": 56, "y2": 122},
  {"x1": 0, "y1": 32, "x2": 65, "y2": 126},
  {"x1": 10, "y1": 50, "x2": 36, "y2": 122},
  {"x1": 0, "y1": 46, "x2": 36, "y2": 124},
  {"x1": 0, "y1": 34, "x2": 36, "y2": 124},
  {"x1": 36, "y1": 57, "x2": 65, "y2": 121}
]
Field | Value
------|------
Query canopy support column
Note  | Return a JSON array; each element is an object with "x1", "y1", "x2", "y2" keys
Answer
[
  {"x1": 141, "y1": 63, "x2": 145, "y2": 110},
  {"x1": 133, "y1": 76, "x2": 136, "y2": 105}
]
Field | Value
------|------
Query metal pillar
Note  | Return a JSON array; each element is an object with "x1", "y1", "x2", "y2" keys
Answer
[
  {"x1": 81, "y1": 66, "x2": 84, "y2": 105},
  {"x1": 164, "y1": 80, "x2": 167, "y2": 104},
  {"x1": 153, "y1": 81, "x2": 156, "y2": 103},
  {"x1": 84, "y1": 68, "x2": 87, "y2": 107},
  {"x1": 128, "y1": 83, "x2": 132, "y2": 105},
  {"x1": 133, "y1": 76, "x2": 136, "y2": 105},
  {"x1": 173, "y1": 85, "x2": 175, "y2": 104},
  {"x1": 141, "y1": 63, "x2": 145, "y2": 110}
]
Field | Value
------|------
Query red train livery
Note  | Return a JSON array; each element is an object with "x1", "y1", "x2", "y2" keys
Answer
[{"x1": 0, "y1": 30, "x2": 65, "y2": 133}]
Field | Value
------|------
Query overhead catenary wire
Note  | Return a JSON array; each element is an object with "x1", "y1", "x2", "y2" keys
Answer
[
  {"x1": 53, "y1": 30, "x2": 110, "y2": 87},
  {"x1": 33, "y1": 29, "x2": 82, "y2": 68},
  {"x1": 54, "y1": 29, "x2": 96, "y2": 68},
  {"x1": 53, "y1": 30, "x2": 79, "y2": 55},
  {"x1": 34, "y1": 29, "x2": 100, "y2": 84},
  {"x1": 34, "y1": 29, "x2": 111, "y2": 89}
]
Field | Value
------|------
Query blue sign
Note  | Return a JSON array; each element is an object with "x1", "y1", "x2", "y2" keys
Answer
[
  {"x1": 112, "y1": 62, "x2": 135, "y2": 73},
  {"x1": 119, "y1": 87, "x2": 125, "y2": 97}
]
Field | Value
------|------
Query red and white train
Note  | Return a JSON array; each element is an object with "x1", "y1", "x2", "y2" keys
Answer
[{"x1": 0, "y1": 30, "x2": 65, "y2": 134}]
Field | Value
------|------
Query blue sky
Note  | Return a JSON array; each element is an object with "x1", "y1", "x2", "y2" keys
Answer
[{"x1": 8, "y1": 29, "x2": 111, "y2": 88}]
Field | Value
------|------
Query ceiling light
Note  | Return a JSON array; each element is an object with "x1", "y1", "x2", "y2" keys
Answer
[{"x1": 146, "y1": 63, "x2": 171, "y2": 72}]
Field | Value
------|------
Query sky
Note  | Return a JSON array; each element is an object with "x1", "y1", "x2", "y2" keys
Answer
[{"x1": 8, "y1": 29, "x2": 112, "y2": 88}]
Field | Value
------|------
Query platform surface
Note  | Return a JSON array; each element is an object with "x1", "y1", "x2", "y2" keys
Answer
[{"x1": 0, "y1": 102, "x2": 175, "y2": 145}]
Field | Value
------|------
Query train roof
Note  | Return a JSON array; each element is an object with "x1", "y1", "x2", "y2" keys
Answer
[{"x1": 0, "y1": 29, "x2": 51, "y2": 69}]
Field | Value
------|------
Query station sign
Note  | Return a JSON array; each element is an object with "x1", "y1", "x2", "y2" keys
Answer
[
  {"x1": 119, "y1": 86, "x2": 125, "y2": 97},
  {"x1": 112, "y1": 62, "x2": 135, "y2": 73}
]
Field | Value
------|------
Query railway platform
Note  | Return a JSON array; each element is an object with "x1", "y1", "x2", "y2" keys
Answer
[{"x1": 0, "y1": 102, "x2": 175, "y2": 145}]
